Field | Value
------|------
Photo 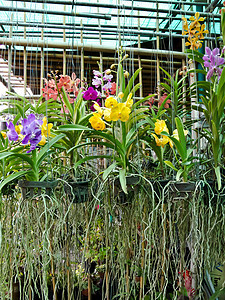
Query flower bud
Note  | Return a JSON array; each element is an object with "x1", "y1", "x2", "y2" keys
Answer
[
  {"x1": 124, "y1": 71, "x2": 129, "y2": 78},
  {"x1": 110, "y1": 64, "x2": 116, "y2": 69}
]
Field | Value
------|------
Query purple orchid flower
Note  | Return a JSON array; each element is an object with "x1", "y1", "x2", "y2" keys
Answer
[
  {"x1": 6, "y1": 122, "x2": 18, "y2": 141},
  {"x1": 103, "y1": 81, "x2": 112, "y2": 91},
  {"x1": 93, "y1": 70, "x2": 102, "y2": 77},
  {"x1": 83, "y1": 87, "x2": 98, "y2": 101},
  {"x1": 20, "y1": 114, "x2": 43, "y2": 153},
  {"x1": 203, "y1": 47, "x2": 225, "y2": 81},
  {"x1": 92, "y1": 76, "x2": 102, "y2": 88},
  {"x1": 103, "y1": 74, "x2": 113, "y2": 81},
  {"x1": 90, "y1": 99, "x2": 101, "y2": 112}
]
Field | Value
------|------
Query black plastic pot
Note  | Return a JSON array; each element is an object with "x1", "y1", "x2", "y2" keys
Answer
[
  {"x1": 18, "y1": 180, "x2": 58, "y2": 199},
  {"x1": 64, "y1": 180, "x2": 90, "y2": 203},
  {"x1": 152, "y1": 180, "x2": 199, "y2": 200},
  {"x1": 114, "y1": 175, "x2": 141, "y2": 204}
]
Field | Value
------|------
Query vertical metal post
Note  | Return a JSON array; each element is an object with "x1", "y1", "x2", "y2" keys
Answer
[
  {"x1": 138, "y1": 12, "x2": 143, "y2": 98},
  {"x1": 182, "y1": 6, "x2": 187, "y2": 122},
  {"x1": 80, "y1": 19, "x2": 84, "y2": 87},
  {"x1": 23, "y1": 2, "x2": 27, "y2": 96},
  {"x1": 63, "y1": 4, "x2": 66, "y2": 75},
  {"x1": 8, "y1": 12, "x2": 13, "y2": 93},
  {"x1": 40, "y1": 3, "x2": 45, "y2": 94},
  {"x1": 117, "y1": 0, "x2": 121, "y2": 47},
  {"x1": 156, "y1": 2, "x2": 161, "y2": 100}
]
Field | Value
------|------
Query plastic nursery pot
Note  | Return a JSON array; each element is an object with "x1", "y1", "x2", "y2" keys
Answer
[
  {"x1": 18, "y1": 180, "x2": 58, "y2": 199},
  {"x1": 64, "y1": 180, "x2": 90, "y2": 203},
  {"x1": 114, "y1": 175, "x2": 141, "y2": 204},
  {"x1": 168, "y1": 182, "x2": 199, "y2": 200}
]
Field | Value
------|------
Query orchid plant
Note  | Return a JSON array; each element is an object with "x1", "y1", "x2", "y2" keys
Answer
[
  {"x1": 182, "y1": 7, "x2": 225, "y2": 188},
  {"x1": 68, "y1": 53, "x2": 152, "y2": 193},
  {"x1": 0, "y1": 113, "x2": 64, "y2": 190},
  {"x1": 186, "y1": 48, "x2": 225, "y2": 187}
]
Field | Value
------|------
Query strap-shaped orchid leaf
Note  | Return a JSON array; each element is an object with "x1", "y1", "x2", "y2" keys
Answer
[
  {"x1": 175, "y1": 117, "x2": 187, "y2": 158},
  {"x1": 119, "y1": 168, "x2": 127, "y2": 194},
  {"x1": 102, "y1": 162, "x2": 117, "y2": 181},
  {"x1": 0, "y1": 170, "x2": 28, "y2": 192},
  {"x1": 37, "y1": 133, "x2": 65, "y2": 166}
]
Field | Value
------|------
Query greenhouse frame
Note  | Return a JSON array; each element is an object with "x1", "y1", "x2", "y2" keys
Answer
[{"x1": 0, "y1": 0, "x2": 225, "y2": 299}]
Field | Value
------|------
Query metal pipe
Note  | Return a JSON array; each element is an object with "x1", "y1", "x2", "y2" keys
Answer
[
  {"x1": 2, "y1": 20, "x2": 220, "y2": 33},
  {"x1": 0, "y1": 37, "x2": 187, "y2": 58},
  {"x1": 5, "y1": 0, "x2": 214, "y2": 11},
  {"x1": 0, "y1": 4, "x2": 220, "y2": 19},
  {"x1": 123, "y1": 0, "x2": 209, "y2": 5},
  {"x1": 205, "y1": 0, "x2": 221, "y2": 12},
  {"x1": 9, "y1": 51, "x2": 182, "y2": 64},
  {"x1": 1, "y1": 31, "x2": 218, "y2": 41},
  {"x1": 0, "y1": 6, "x2": 111, "y2": 20}
]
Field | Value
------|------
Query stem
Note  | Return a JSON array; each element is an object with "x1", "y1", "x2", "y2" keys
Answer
[{"x1": 32, "y1": 149, "x2": 39, "y2": 181}]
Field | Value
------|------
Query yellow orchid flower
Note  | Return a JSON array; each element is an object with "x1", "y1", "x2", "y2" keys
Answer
[
  {"x1": 118, "y1": 92, "x2": 124, "y2": 99},
  {"x1": 125, "y1": 93, "x2": 133, "y2": 108},
  {"x1": 110, "y1": 103, "x2": 131, "y2": 122},
  {"x1": 182, "y1": 12, "x2": 207, "y2": 50},
  {"x1": 105, "y1": 97, "x2": 118, "y2": 109},
  {"x1": 1, "y1": 131, "x2": 7, "y2": 139},
  {"x1": 103, "y1": 108, "x2": 112, "y2": 122},
  {"x1": 93, "y1": 102, "x2": 103, "y2": 117},
  {"x1": 154, "y1": 120, "x2": 169, "y2": 135},
  {"x1": 152, "y1": 133, "x2": 170, "y2": 148},
  {"x1": 195, "y1": 24, "x2": 209, "y2": 40},
  {"x1": 189, "y1": 12, "x2": 205, "y2": 28},
  {"x1": 41, "y1": 117, "x2": 53, "y2": 137},
  {"x1": 39, "y1": 135, "x2": 47, "y2": 146},
  {"x1": 89, "y1": 113, "x2": 105, "y2": 130},
  {"x1": 39, "y1": 117, "x2": 53, "y2": 146}
]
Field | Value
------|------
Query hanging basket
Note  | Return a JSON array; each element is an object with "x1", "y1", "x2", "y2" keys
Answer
[
  {"x1": 64, "y1": 180, "x2": 90, "y2": 203},
  {"x1": 18, "y1": 180, "x2": 58, "y2": 199},
  {"x1": 114, "y1": 175, "x2": 141, "y2": 204}
]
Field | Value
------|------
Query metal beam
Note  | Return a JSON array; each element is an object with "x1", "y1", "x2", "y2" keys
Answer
[
  {"x1": 6, "y1": 0, "x2": 211, "y2": 8},
  {"x1": 0, "y1": 4, "x2": 220, "y2": 19},
  {"x1": 0, "y1": 6, "x2": 111, "y2": 20},
  {"x1": 0, "y1": 30, "x2": 218, "y2": 41},
  {"x1": 0, "y1": 37, "x2": 186, "y2": 58},
  {"x1": 205, "y1": 0, "x2": 221, "y2": 12}
]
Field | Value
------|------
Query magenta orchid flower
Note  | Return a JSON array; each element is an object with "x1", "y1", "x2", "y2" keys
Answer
[{"x1": 83, "y1": 87, "x2": 98, "y2": 101}]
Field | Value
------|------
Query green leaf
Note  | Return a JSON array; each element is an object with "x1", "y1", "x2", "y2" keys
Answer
[
  {"x1": 0, "y1": 152, "x2": 15, "y2": 160},
  {"x1": 58, "y1": 124, "x2": 91, "y2": 131},
  {"x1": 102, "y1": 162, "x2": 117, "y2": 181},
  {"x1": 37, "y1": 133, "x2": 65, "y2": 166},
  {"x1": 0, "y1": 170, "x2": 28, "y2": 191},
  {"x1": 123, "y1": 68, "x2": 141, "y2": 100},
  {"x1": 176, "y1": 169, "x2": 184, "y2": 182},
  {"x1": 119, "y1": 169, "x2": 127, "y2": 194},
  {"x1": 209, "y1": 287, "x2": 225, "y2": 300},
  {"x1": 215, "y1": 166, "x2": 221, "y2": 190},
  {"x1": 175, "y1": 117, "x2": 187, "y2": 159},
  {"x1": 74, "y1": 155, "x2": 119, "y2": 169},
  {"x1": 164, "y1": 160, "x2": 178, "y2": 172},
  {"x1": 61, "y1": 87, "x2": 73, "y2": 117}
]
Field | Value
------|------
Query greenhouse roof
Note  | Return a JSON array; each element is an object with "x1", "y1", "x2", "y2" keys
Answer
[{"x1": 0, "y1": 0, "x2": 222, "y2": 49}]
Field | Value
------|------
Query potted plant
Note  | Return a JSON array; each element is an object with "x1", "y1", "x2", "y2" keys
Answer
[{"x1": 70, "y1": 51, "x2": 154, "y2": 195}]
